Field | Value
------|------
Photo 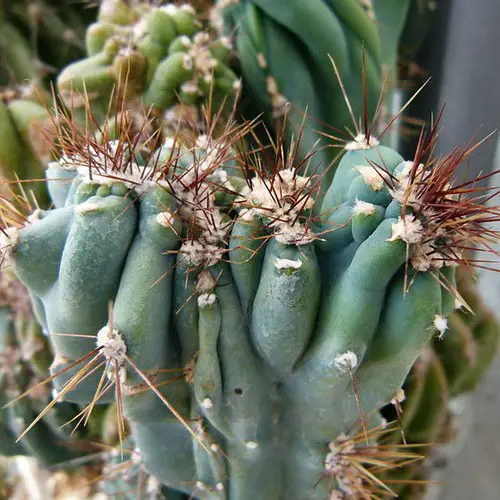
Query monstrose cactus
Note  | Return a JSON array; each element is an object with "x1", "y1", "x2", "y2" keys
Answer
[{"x1": 1, "y1": 100, "x2": 498, "y2": 499}]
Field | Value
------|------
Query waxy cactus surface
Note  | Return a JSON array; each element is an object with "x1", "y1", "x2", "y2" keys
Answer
[{"x1": 1, "y1": 100, "x2": 497, "y2": 499}]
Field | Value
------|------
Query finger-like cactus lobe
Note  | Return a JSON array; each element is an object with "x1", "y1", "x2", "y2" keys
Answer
[{"x1": 1, "y1": 115, "x2": 498, "y2": 499}]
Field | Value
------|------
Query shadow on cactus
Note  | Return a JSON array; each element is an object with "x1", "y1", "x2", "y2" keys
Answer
[{"x1": 0, "y1": 82, "x2": 499, "y2": 500}]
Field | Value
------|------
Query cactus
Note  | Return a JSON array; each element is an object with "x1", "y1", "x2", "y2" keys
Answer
[
  {"x1": 0, "y1": 87, "x2": 56, "y2": 206},
  {"x1": 215, "y1": 0, "x2": 411, "y2": 182},
  {"x1": 0, "y1": 88, "x2": 497, "y2": 499},
  {"x1": 379, "y1": 265, "x2": 499, "y2": 498},
  {"x1": 57, "y1": 1, "x2": 239, "y2": 128},
  {"x1": 0, "y1": 1, "x2": 499, "y2": 498}
]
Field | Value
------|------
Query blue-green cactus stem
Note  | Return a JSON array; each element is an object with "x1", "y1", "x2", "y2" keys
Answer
[
  {"x1": 322, "y1": 145, "x2": 404, "y2": 213},
  {"x1": 113, "y1": 187, "x2": 180, "y2": 378},
  {"x1": 351, "y1": 202, "x2": 385, "y2": 243},
  {"x1": 11, "y1": 207, "x2": 74, "y2": 297},
  {"x1": 439, "y1": 266, "x2": 457, "y2": 317},
  {"x1": 292, "y1": 219, "x2": 409, "y2": 440},
  {"x1": 251, "y1": 239, "x2": 320, "y2": 374},
  {"x1": 206, "y1": 263, "x2": 268, "y2": 443},
  {"x1": 173, "y1": 260, "x2": 201, "y2": 366},
  {"x1": 349, "y1": 271, "x2": 442, "y2": 417},
  {"x1": 317, "y1": 202, "x2": 354, "y2": 253},
  {"x1": 45, "y1": 163, "x2": 78, "y2": 209},
  {"x1": 7, "y1": 399, "x2": 82, "y2": 466},
  {"x1": 228, "y1": 215, "x2": 266, "y2": 317},
  {"x1": 51, "y1": 195, "x2": 137, "y2": 359},
  {"x1": 194, "y1": 287, "x2": 224, "y2": 430}
]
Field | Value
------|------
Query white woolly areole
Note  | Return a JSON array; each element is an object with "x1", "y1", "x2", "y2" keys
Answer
[
  {"x1": 161, "y1": 4, "x2": 178, "y2": 15},
  {"x1": 434, "y1": 314, "x2": 448, "y2": 338},
  {"x1": 75, "y1": 202, "x2": 101, "y2": 214},
  {"x1": 156, "y1": 211, "x2": 175, "y2": 229},
  {"x1": 196, "y1": 270, "x2": 216, "y2": 292},
  {"x1": 195, "y1": 481, "x2": 206, "y2": 490},
  {"x1": 146, "y1": 476, "x2": 161, "y2": 496},
  {"x1": 180, "y1": 240, "x2": 225, "y2": 267},
  {"x1": 216, "y1": 482, "x2": 224, "y2": 491},
  {"x1": 49, "y1": 153, "x2": 83, "y2": 171},
  {"x1": 245, "y1": 440, "x2": 258, "y2": 450},
  {"x1": 202, "y1": 397, "x2": 213, "y2": 409},
  {"x1": 345, "y1": 133, "x2": 379, "y2": 151},
  {"x1": 26, "y1": 209, "x2": 42, "y2": 225},
  {"x1": 57, "y1": 140, "x2": 162, "y2": 194},
  {"x1": 352, "y1": 199, "x2": 376, "y2": 216},
  {"x1": 391, "y1": 388, "x2": 406, "y2": 405},
  {"x1": 238, "y1": 167, "x2": 314, "y2": 245},
  {"x1": 183, "y1": 31, "x2": 218, "y2": 77},
  {"x1": 77, "y1": 165, "x2": 157, "y2": 194},
  {"x1": 387, "y1": 159, "x2": 463, "y2": 271},
  {"x1": 356, "y1": 165, "x2": 387, "y2": 191},
  {"x1": 410, "y1": 242, "x2": 435, "y2": 272},
  {"x1": 0, "y1": 226, "x2": 19, "y2": 266},
  {"x1": 390, "y1": 161, "x2": 427, "y2": 208},
  {"x1": 324, "y1": 433, "x2": 355, "y2": 474},
  {"x1": 194, "y1": 134, "x2": 230, "y2": 177},
  {"x1": 334, "y1": 351, "x2": 358, "y2": 372},
  {"x1": 198, "y1": 293, "x2": 216, "y2": 309},
  {"x1": 181, "y1": 81, "x2": 199, "y2": 95},
  {"x1": 51, "y1": 387, "x2": 61, "y2": 401},
  {"x1": 164, "y1": 135, "x2": 232, "y2": 268},
  {"x1": 395, "y1": 161, "x2": 421, "y2": 181},
  {"x1": 96, "y1": 326, "x2": 127, "y2": 380},
  {"x1": 265, "y1": 75, "x2": 288, "y2": 117},
  {"x1": 274, "y1": 258, "x2": 302, "y2": 271},
  {"x1": 257, "y1": 53, "x2": 267, "y2": 68},
  {"x1": 196, "y1": 134, "x2": 210, "y2": 149},
  {"x1": 220, "y1": 36, "x2": 232, "y2": 49},
  {"x1": 274, "y1": 223, "x2": 315, "y2": 246},
  {"x1": 388, "y1": 215, "x2": 424, "y2": 244},
  {"x1": 328, "y1": 490, "x2": 344, "y2": 500},
  {"x1": 324, "y1": 434, "x2": 360, "y2": 496},
  {"x1": 132, "y1": 17, "x2": 148, "y2": 40},
  {"x1": 180, "y1": 3, "x2": 195, "y2": 13}
]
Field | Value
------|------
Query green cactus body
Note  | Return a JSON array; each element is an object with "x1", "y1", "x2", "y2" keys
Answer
[
  {"x1": 0, "y1": 113, "x2": 487, "y2": 500},
  {"x1": 57, "y1": 1, "x2": 239, "y2": 129}
]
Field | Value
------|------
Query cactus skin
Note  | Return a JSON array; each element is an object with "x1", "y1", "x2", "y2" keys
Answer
[
  {"x1": 1, "y1": 106, "x2": 490, "y2": 500},
  {"x1": 217, "y1": 0, "x2": 411, "y2": 184},
  {"x1": 380, "y1": 264, "x2": 500, "y2": 497},
  {"x1": 57, "y1": 1, "x2": 239, "y2": 125}
]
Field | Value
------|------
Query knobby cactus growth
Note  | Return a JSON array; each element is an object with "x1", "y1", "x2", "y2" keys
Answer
[
  {"x1": 0, "y1": 86, "x2": 498, "y2": 498},
  {"x1": 58, "y1": 0, "x2": 239, "y2": 128}
]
